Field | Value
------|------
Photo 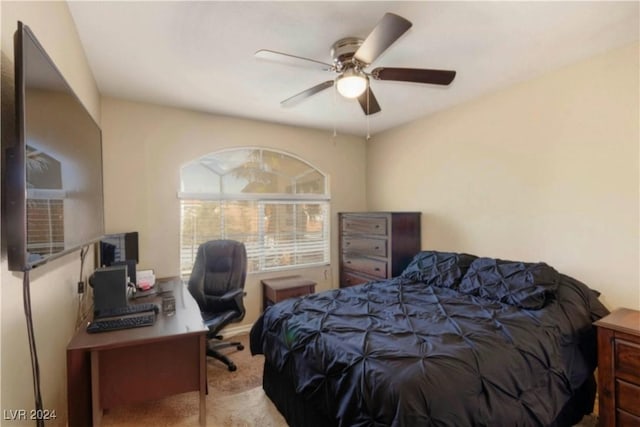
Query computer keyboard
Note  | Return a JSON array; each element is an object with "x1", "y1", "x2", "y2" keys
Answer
[
  {"x1": 87, "y1": 313, "x2": 156, "y2": 333},
  {"x1": 94, "y1": 302, "x2": 159, "y2": 319}
]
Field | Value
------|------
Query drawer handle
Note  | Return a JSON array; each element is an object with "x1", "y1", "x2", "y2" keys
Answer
[
  {"x1": 346, "y1": 242, "x2": 351, "y2": 246},
  {"x1": 374, "y1": 267, "x2": 381, "y2": 271},
  {"x1": 346, "y1": 261, "x2": 352, "y2": 264},
  {"x1": 375, "y1": 224, "x2": 380, "y2": 228},
  {"x1": 375, "y1": 246, "x2": 380, "y2": 250}
]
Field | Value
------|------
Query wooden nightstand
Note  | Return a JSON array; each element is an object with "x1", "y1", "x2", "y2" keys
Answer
[
  {"x1": 262, "y1": 275, "x2": 316, "y2": 311},
  {"x1": 594, "y1": 308, "x2": 640, "y2": 427}
]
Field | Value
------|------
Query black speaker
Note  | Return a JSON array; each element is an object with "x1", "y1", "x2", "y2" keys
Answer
[{"x1": 91, "y1": 265, "x2": 128, "y2": 312}]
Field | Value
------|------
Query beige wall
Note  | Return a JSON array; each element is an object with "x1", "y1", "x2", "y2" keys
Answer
[
  {"x1": 367, "y1": 42, "x2": 640, "y2": 311},
  {"x1": 100, "y1": 97, "x2": 367, "y2": 330},
  {"x1": 1, "y1": 1, "x2": 100, "y2": 425}
]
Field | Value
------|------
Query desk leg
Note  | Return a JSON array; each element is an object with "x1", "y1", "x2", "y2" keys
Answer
[
  {"x1": 90, "y1": 351, "x2": 102, "y2": 427},
  {"x1": 199, "y1": 335, "x2": 207, "y2": 426}
]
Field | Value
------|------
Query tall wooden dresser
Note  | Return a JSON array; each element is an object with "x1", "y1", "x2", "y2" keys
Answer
[
  {"x1": 595, "y1": 308, "x2": 640, "y2": 427},
  {"x1": 338, "y1": 212, "x2": 421, "y2": 288}
]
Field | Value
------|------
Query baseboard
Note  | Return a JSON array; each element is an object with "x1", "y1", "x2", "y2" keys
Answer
[{"x1": 221, "y1": 323, "x2": 254, "y2": 338}]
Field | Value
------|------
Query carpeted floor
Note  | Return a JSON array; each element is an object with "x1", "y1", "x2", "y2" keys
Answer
[
  {"x1": 205, "y1": 334, "x2": 264, "y2": 395},
  {"x1": 100, "y1": 333, "x2": 599, "y2": 427}
]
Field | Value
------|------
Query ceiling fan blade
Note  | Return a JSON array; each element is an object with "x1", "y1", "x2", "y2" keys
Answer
[
  {"x1": 371, "y1": 67, "x2": 456, "y2": 85},
  {"x1": 357, "y1": 86, "x2": 381, "y2": 115},
  {"x1": 281, "y1": 80, "x2": 335, "y2": 107},
  {"x1": 255, "y1": 49, "x2": 333, "y2": 71},
  {"x1": 354, "y1": 13, "x2": 412, "y2": 65}
]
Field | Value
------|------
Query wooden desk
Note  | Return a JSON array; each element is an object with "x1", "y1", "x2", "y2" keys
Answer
[{"x1": 67, "y1": 278, "x2": 208, "y2": 427}]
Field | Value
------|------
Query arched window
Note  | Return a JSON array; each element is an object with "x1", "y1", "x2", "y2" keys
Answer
[{"x1": 179, "y1": 148, "x2": 330, "y2": 275}]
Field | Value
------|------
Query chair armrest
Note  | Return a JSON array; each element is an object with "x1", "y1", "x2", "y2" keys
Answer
[
  {"x1": 203, "y1": 288, "x2": 245, "y2": 323},
  {"x1": 218, "y1": 289, "x2": 244, "y2": 301}
]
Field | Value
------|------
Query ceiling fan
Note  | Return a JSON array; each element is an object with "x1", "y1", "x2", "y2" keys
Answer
[{"x1": 255, "y1": 12, "x2": 456, "y2": 115}]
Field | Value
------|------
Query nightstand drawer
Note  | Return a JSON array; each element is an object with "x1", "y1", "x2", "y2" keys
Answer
[
  {"x1": 277, "y1": 285, "x2": 314, "y2": 300},
  {"x1": 342, "y1": 237, "x2": 387, "y2": 257},
  {"x1": 342, "y1": 216, "x2": 387, "y2": 236},
  {"x1": 343, "y1": 256, "x2": 387, "y2": 279},
  {"x1": 262, "y1": 276, "x2": 316, "y2": 311},
  {"x1": 616, "y1": 379, "x2": 640, "y2": 417},
  {"x1": 616, "y1": 339, "x2": 640, "y2": 383},
  {"x1": 340, "y1": 271, "x2": 373, "y2": 288}
]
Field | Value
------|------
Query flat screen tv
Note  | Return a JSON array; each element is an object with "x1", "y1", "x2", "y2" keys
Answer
[{"x1": 4, "y1": 22, "x2": 104, "y2": 271}]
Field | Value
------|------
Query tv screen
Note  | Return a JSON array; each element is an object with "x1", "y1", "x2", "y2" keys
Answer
[{"x1": 4, "y1": 22, "x2": 104, "y2": 271}]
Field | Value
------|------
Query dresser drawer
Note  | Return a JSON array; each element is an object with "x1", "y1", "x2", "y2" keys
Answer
[
  {"x1": 616, "y1": 339, "x2": 640, "y2": 384},
  {"x1": 616, "y1": 379, "x2": 640, "y2": 417},
  {"x1": 340, "y1": 271, "x2": 373, "y2": 288},
  {"x1": 342, "y1": 236, "x2": 387, "y2": 257},
  {"x1": 342, "y1": 216, "x2": 387, "y2": 236},
  {"x1": 616, "y1": 409, "x2": 640, "y2": 427},
  {"x1": 343, "y1": 256, "x2": 387, "y2": 279}
]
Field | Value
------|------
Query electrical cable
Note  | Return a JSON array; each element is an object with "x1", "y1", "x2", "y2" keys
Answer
[
  {"x1": 23, "y1": 270, "x2": 44, "y2": 427},
  {"x1": 79, "y1": 245, "x2": 88, "y2": 279},
  {"x1": 76, "y1": 245, "x2": 92, "y2": 329}
]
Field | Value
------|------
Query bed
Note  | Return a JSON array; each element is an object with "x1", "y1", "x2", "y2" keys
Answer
[{"x1": 250, "y1": 251, "x2": 609, "y2": 426}]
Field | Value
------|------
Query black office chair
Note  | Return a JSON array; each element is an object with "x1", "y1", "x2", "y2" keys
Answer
[{"x1": 187, "y1": 240, "x2": 247, "y2": 371}]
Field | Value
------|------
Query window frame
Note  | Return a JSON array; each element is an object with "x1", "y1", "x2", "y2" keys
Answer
[{"x1": 178, "y1": 147, "x2": 331, "y2": 275}]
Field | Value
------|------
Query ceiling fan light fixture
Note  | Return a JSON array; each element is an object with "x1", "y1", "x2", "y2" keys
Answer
[
  {"x1": 336, "y1": 68, "x2": 367, "y2": 98},
  {"x1": 260, "y1": 13, "x2": 456, "y2": 117}
]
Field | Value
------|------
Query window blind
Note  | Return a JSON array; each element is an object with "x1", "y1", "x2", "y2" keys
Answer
[{"x1": 180, "y1": 199, "x2": 329, "y2": 275}]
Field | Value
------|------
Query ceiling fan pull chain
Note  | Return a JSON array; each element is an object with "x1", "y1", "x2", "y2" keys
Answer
[
  {"x1": 366, "y1": 118, "x2": 370, "y2": 140},
  {"x1": 366, "y1": 88, "x2": 371, "y2": 140},
  {"x1": 332, "y1": 82, "x2": 338, "y2": 139}
]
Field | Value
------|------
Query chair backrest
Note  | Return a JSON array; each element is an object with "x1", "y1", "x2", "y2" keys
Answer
[{"x1": 187, "y1": 240, "x2": 247, "y2": 315}]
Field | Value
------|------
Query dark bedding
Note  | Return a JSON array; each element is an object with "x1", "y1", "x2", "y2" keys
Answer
[{"x1": 251, "y1": 253, "x2": 608, "y2": 427}]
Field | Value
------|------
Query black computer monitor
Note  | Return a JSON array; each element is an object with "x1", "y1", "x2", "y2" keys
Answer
[
  {"x1": 112, "y1": 259, "x2": 137, "y2": 285},
  {"x1": 98, "y1": 232, "x2": 139, "y2": 268}
]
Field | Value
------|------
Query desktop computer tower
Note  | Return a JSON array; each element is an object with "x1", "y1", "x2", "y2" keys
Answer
[{"x1": 91, "y1": 265, "x2": 128, "y2": 312}]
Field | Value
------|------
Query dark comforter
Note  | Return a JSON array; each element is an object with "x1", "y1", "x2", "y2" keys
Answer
[{"x1": 251, "y1": 266, "x2": 607, "y2": 426}]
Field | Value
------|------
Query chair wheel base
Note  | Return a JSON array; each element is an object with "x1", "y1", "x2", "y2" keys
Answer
[
  {"x1": 228, "y1": 363, "x2": 237, "y2": 372},
  {"x1": 237, "y1": 344, "x2": 245, "y2": 351}
]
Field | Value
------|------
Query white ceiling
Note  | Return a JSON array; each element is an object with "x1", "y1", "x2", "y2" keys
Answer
[{"x1": 67, "y1": 1, "x2": 639, "y2": 138}]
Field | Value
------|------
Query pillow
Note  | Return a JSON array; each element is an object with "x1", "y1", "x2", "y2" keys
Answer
[
  {"x1": 401, "y1": 251, "x2": 477, "y2": 289},
  {"x1": 459, "y1": 257, "x2": 559, "y2": 309}
]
